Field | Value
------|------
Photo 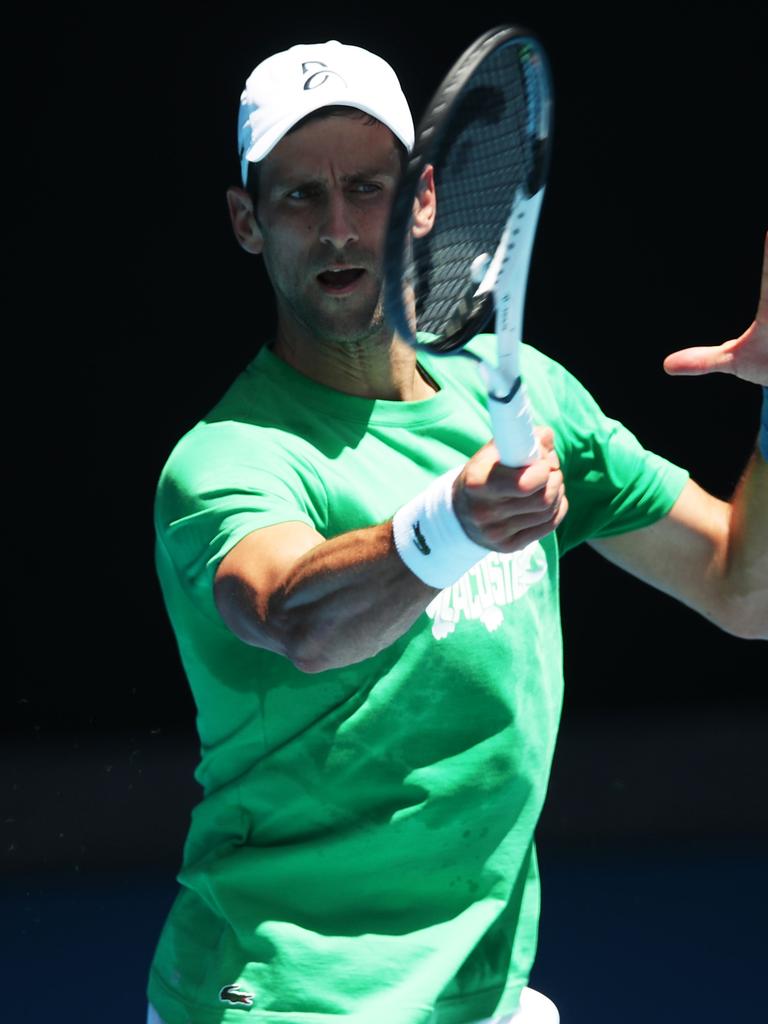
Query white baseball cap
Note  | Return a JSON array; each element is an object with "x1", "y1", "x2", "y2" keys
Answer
[{"x1": 237, "y1": 40, "x2": 415, "y2": 185}]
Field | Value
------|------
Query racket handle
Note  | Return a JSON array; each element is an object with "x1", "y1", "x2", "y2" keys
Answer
[{"x1": 488, "y1": 381, "x2": 540, "y2": 466}]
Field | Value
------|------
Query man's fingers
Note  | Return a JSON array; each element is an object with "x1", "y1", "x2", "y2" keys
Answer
[
  {"x1": 664, "y1": 236, "x2": 768, "y2": 383},
  {"x1": 535, "y1": 426, "x2": 562, "y2": 472},
  {"x1": 535, "y1": 425, "x2": 555, "y2": 453},
  {"x1": 756, "y1": 231, "x2": 768, "y2": 326},
  {"x1": 484, "y1": 491, "x2": 569, "y2": 551},
  {"x1": 455, "y1": 427, "x2": 567, "y2": 551},
  {"x1": 477, "y1": 469, "x2": 564, "y2": 518},
  {"x1": 466, "y1": 449, "x2": 548, "y2": 495},
  {"x1": 663, "y1": 345, "x2": 736, "y2": 377},
  {"x1": 466, "y1": 430, "x2": 562, "y2": 497}
]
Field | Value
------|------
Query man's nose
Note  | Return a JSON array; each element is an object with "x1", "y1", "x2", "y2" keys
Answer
[{"x1": 319, "y1": 193, "x2": 359, "y2": 250}]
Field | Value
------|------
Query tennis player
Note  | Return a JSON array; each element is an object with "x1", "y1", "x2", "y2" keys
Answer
[{"x1": 147, "y1": 40, "x2": 767, "y2": 1024}]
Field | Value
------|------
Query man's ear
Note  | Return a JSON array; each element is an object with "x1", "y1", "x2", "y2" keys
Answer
[
  {"x1": 226, "y1": 186, "x2": 264, "y2": 254},
  {"x1": 411, "y1": 164, "x2": 436, "y2": 240}
]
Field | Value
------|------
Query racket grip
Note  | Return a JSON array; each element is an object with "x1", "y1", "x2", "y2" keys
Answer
[{"x1": 488, "y1": 382, "x2": 540, "y2": 466}]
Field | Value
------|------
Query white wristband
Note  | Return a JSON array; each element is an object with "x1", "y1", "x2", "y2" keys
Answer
[{"x1": 392, "y1": 466, "x2": 489, "y2": 589}]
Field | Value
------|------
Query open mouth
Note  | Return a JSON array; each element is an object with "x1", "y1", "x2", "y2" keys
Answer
[{"x1": 317, "y1": 268, "x2": 366, "y2": 293}]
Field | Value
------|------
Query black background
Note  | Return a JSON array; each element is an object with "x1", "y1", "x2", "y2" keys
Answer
[{"x1": 11, "y1": 2, "x2": 766, "y2": 744}]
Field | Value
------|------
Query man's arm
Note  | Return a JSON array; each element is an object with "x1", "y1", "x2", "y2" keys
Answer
[
  {"x1": 214, "y1": 519, "x2": 435, "y2": 672},
  {"x1": 589, "y1": 461, "x2": 767, "y2": 639},
  {"x1": 590, "y1": 233, "x2": 768, "y2": 640},
  {"x1": 214, "y1": 431, "x2": 566, "y2": 672}
]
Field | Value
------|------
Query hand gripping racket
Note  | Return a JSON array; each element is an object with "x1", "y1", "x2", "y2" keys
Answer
[{"x1": 384, "y1": 25, "x2": 553, "y2": 466}]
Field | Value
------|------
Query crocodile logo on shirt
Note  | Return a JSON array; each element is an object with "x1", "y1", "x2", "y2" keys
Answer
[
  {"x1": 219, "y1": 983, "x2": 254, "y2": 1006},
  {"x1": 425, "y1": 539, "x2": 548, "y2": 639}
]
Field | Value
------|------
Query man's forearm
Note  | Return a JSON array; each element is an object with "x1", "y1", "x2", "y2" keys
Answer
[
  {"x1": 218, "y1": 437, "x2": 565, "y2": 672},
  {"x1": 267, "y1": 522, "x2": 438, "y2": 673},
  {"x1": 723, "y1": 447, "x2": 768, "y2": 639}
]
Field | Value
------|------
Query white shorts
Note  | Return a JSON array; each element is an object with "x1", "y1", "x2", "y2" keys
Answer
[
  {"x1": 147, "y1": 987, "x2": 559, "y2": 1023},
  {"x1": 473, "y1": 986, "x2": 560, "y2": 1023}
]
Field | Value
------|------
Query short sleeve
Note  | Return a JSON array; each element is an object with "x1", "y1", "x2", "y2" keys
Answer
[
  {"x1": 519, "y1": 347, "x2": 690, "y2": 555},
  {"x1": 154, "y1": 421, "x2": 326, "y2": 620}
]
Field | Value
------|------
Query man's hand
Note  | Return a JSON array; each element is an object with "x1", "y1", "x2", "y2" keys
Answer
[
  {"x1": 453, "y1": 426, "x2": 568, "y2": 552},
  {"x1": 663, "y1": 232, "x2": 768, "y2": 386},
  {"x1": 590, "y1": 234, "x2": 767, "y2": 640}
]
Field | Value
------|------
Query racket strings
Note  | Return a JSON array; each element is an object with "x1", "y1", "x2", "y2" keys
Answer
[{"x1": 410, "y1": 43, "x2": 543, "y2": 350}]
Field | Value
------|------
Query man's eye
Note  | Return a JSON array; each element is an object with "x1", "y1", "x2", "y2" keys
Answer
[
  {"x1": 285, "y1": 184, "x2": 323, "y2": 200},
  {"x1": 284, "y1": 182, "x2": 381, "y2": 200}
]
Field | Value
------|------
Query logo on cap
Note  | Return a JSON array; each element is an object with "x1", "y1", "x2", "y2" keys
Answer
[{"x1": 302, "y1": 61, "x2": 347, "y2": 91}]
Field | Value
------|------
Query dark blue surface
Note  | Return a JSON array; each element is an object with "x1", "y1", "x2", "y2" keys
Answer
[
  {"x1": 4, "y1": 869, "x2": 175, "y2": 1023},
  {"x1": 530, "y1": 840, "x2": 766, "y2": 1022},
  {"x1": 3, "y1": 840, "x2": 765, "y2": 1023}
]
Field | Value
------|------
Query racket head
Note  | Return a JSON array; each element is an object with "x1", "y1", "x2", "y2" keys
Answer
[{"x1": 383, "y1": 25, "x2": 553, "y2": 354}]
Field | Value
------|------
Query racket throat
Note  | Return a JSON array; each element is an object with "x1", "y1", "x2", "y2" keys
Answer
[
  {"x1": 477, "y1": 361, "x2": 522, "y2": 403},
  {"x1": 487, "y1": 378, "x2": 524, "y2": 405},
  {"x1": 487, "y1": 375, "x2": 523, "y2": 405}
]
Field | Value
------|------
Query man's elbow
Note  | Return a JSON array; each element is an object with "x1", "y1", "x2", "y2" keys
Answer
[
  {"x1": 282, "y1": 611, "x2": 388, "y2": 673},
  {"x1": 284, "y1": 625, "x2": 367, "y2": 673},
  {"x1": 215, "y1": 579, "x2": 382, "y2": 672},
  {"x1": 713, "y1": 592, "x2": 768, "y2": 640},
  {"x1": 285, "y1": 629, "x2": 331, "y2": 674},
  {"x1": 267, "y1": 606, "x2": 354, "y2": 673}
]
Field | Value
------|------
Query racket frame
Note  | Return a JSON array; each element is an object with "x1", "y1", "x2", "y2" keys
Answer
[{"x1": 383, "y1": 25, "x2": 553, "y2": 465}]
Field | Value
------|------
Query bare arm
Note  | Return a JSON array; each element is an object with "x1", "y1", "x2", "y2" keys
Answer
[
  {"x1": 591, "y1": 233, "x2": 768, "y2": 639},
  {"x1": 214, "y1": 430, "x2": 566, "y2": 672},
  {"x1": 214, "y1": 519, "x2": 437, "y2": 673},
  {"x1": 589, "y1": 462, "x2": 767, "y2": 639}
]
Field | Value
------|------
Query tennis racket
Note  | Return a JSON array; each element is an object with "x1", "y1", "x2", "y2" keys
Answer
[{"x1": 383, "y1": 25, "x2": 552, "y2": 467}]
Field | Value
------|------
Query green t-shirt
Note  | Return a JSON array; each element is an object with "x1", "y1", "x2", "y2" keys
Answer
[{"x1": 149, "y1": 337, "x2": 688, "y2": 1024}]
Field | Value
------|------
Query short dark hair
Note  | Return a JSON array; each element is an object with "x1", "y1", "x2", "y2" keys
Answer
[{"x1": 244, "y1": 105, "x2": 408, "y2": 213}]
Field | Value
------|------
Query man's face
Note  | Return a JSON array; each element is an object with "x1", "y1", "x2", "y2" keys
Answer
[{"x1": 252, "y1": 113, "x2": 403, "y2": 347}]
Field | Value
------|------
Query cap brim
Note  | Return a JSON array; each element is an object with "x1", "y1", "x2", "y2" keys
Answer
[{"x1": 244, "y1": 95, "x2": 413, "y2": 165}]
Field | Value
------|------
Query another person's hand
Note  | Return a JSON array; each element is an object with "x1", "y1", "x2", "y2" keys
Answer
[{"x1": 453, "y1": 426, "x2": 567, "y2": 552}]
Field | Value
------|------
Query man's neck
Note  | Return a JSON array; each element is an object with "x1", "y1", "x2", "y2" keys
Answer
[{"x1": 270, "y1": 323, "x2": 438, "y2": 401}]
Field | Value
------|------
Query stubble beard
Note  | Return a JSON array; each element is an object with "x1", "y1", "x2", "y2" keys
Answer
[{"x1": 276, "y1": 276, "x2": 391, "y2": 349}]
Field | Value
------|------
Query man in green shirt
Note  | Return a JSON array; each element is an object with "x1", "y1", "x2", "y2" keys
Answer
[{"x1": 147, "y1": 40, "x2": 767, "y2": 1024}]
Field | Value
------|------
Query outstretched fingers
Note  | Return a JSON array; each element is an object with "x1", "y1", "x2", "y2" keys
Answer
[{"x1": 664, "y1": 233, "x2": 768, "y2": 386}]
